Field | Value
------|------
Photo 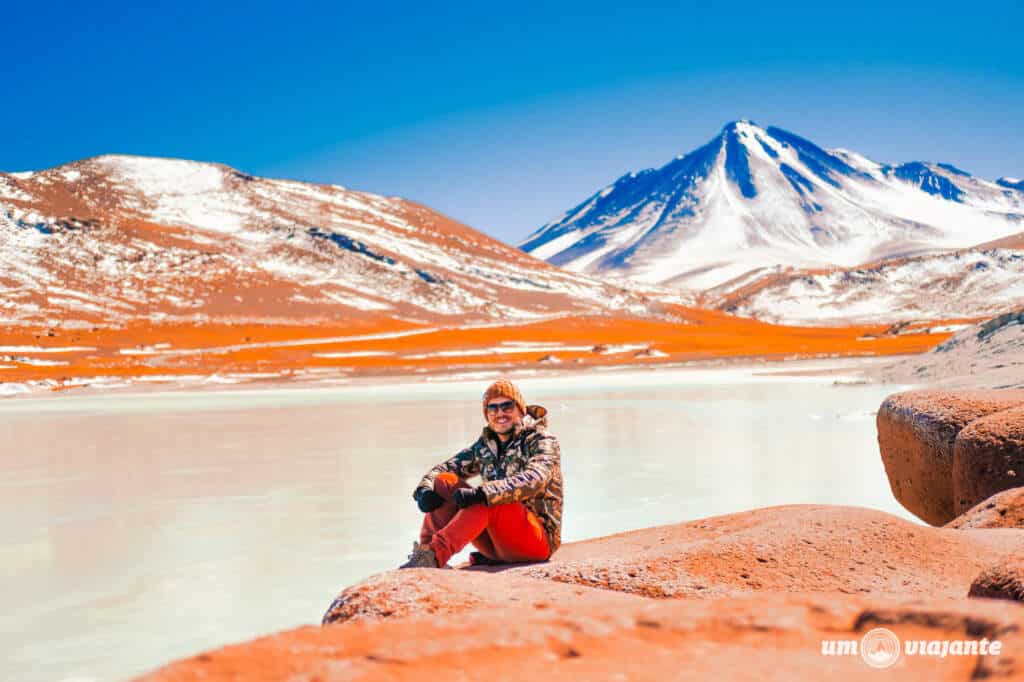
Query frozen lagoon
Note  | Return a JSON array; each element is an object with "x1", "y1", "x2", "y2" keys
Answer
[{"x1": 0, "y1": 359, "x2": 916, "y2": 681}]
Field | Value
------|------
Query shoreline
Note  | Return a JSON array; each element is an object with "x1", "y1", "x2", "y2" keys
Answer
[{"x1": 0, "y1": 353, "x2": 913, "y2": 410}]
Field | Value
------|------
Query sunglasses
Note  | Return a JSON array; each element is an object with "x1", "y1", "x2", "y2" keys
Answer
[{"x1": 486, "y1": 400, "x2": 517, "y2": 414}]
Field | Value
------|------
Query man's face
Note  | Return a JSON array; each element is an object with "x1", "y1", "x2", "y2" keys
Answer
[{"x1": 485, "y1": 398, "x2": 522, "y2": 434}]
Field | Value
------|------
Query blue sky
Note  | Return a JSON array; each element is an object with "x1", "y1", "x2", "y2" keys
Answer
[{"x1": 5, "y1": 1, "x2": 1023, "y2": 242}]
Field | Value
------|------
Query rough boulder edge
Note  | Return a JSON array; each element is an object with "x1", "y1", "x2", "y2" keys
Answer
[
  {"x1": 946, "y1": 486, "x2": 1024, "y2": 530},
  {"x1": 969, "y1": 553, "x2": 1024, "y2": 603},
  {"x1": 321, "y1": 505, "x2": 1022, "y2": 627},
  {"x1": 877, "y1": 390, "x2": 1024, "y2": 525},
  {"x1": 954, "y1": 405, "x2": 1024, "y2": 517},
  {"x1": 143, "y1": 596, "x2": 1024, "y2": 681}
]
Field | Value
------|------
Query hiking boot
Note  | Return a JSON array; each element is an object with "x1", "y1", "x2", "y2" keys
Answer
[{"x1": 398, "y1": 541, "x2": 441, "y2": 569}]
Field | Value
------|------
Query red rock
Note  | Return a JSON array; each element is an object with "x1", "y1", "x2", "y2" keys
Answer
[
  {"x1": 954, "y1": 406, "x2": 1024, "y2": 516},
  {"x1": 143, "y1": 593, "x2": 1024, "y2": 681},
  {"x1": 946, "y1": 487, "x2": 1024, "y2": 529},
  {"x1": 511, "y1": 505, "x2": 1020, "y2": 600},
  {"x1": 877, "y1": 390, "x2": 1024, "y2": 525},
  {"x1": 970, "y1": 554, "x2": 1024, "y2": 603},
  {"x1": 139, "y1": 505, "x2": 1024, "y2": 681},
  {"x1": 321, "y1": 566, "x2": 645, "y2": 626}
]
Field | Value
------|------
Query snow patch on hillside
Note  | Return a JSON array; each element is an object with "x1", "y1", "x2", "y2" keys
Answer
[{"x1": 730, "y1": 251, "x2": 1024, "y2": 325}]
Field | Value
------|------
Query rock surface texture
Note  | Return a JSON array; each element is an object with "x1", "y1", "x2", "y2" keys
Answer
[
  {"x1": 877, "y1": 389, "x2": 1024, "y2": 525},
  {"x1": 139, "y1": 505, "x2": 1024, "y2": 681},
  {"x1": 947, "y1": 487, "x2": 1024, "y2": 530},
  {"x1": 970, "y1": 553, "x2": 1024, "y2": 603},
  {"x1": 955, "y1": 406, "x2": 1024, "y2": 518}
]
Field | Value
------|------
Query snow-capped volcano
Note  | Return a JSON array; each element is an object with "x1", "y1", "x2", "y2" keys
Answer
[{"x1": 521, "y1": 121, "x2": 1024, "y2": 289}]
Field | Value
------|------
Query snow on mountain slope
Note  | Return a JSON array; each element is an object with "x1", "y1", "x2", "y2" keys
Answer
[
  {"x1": 706, "y1": 248, "x2": 1024, "y2": 325},
  {"x1": 871, "y1": 307, "x2": 1024, "y2": 390},
  {"x1": 0, "y1": 155, "x2": 659, "y2": 330},
  {"x1": 998, "y1": 177, "x2": 1024, "y2": 192},
  {"x1": 521, "y1": 121, "x2": 1024, "y2": 290}
]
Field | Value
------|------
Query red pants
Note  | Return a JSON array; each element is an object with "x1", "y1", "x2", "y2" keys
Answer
[{"x1": 421, "y1": 472, "x2": 550, "y2": 567}]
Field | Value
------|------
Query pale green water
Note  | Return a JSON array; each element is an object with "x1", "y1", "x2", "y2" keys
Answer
[{"x1": 0, "y1": 362, "x2": 915, "y2": 681}]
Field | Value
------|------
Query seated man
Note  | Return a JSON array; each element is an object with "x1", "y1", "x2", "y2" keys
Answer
[{"x1": 400, "y1": 379, "x2": 563, "y2": 568}]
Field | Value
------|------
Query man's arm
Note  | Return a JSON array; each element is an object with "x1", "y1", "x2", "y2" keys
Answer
[
  {"x1": 480, "y1": 434, "x2": 559, "y2": 505},
  {"x1": 412, "y1": 445, "x2": 481, "y2": 501}
]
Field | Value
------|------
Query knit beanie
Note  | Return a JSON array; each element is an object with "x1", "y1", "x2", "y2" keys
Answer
[{"x1": 482, "y1": 379, "x2": 527, "y2": 418}]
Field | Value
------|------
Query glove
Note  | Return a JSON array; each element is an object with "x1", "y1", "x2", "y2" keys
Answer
[
  {"x1": 453, "y1": 487, "x2": 487, "y2": 509},
  {"x1": 415, "y1": 488, "x2": 445, "y2": 513}
]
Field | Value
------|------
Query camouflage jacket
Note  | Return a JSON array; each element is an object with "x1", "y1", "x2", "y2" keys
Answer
[{"x1": 414, "y1": 404, "x2": 563, "y2": 555}]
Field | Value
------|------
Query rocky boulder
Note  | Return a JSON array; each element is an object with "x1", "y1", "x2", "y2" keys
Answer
[
  {"x1": 321, "y1": 506, "x2": 1021, "y2": 626},
  {"x1": 141, "y1": 504, "x2": 1024, "y2": 681},
  {"x1": 970, "y1": 554, "x2": 1024, "y2": 603},
  {"x1": 953, "y1": 406, "x2": 1024, "y2": 517},
  {"x1": 946, "y1": 486, "x2": 1024, "y2": 530},
  {"x1": 877, "y1": 390, "x2": 1024, "y2": 525},
  {"x1": 143, "y1": 593, "x2": 1024, "y2": 681}
]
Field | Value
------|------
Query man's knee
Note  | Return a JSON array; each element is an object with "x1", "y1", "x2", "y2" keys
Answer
[{"x1": 433, "y1": 472, "x2": 472, "y2": 496}]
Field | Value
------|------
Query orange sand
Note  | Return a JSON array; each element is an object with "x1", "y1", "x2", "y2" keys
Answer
[{"x1": 0, "y1": 306, "x2": 956, "y2": 391}]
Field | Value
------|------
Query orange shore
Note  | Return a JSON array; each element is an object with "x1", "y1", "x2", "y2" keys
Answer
[{"x1": 0, "y1": 307, "x2": 966, "y2": 391}]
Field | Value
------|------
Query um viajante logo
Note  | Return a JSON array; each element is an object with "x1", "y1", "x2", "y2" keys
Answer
[
  {"x1": 821, "y1": 627, "x2": 1004, "y2": 668},
  {"x1": 859, "y1": 628, "x2": 902, "y2": 668}
]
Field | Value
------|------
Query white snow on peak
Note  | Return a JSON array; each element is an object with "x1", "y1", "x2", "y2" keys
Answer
[
  {"x1": 94, "y1": 155, "x2": 229, "y2": 195},
  {"x1": 728, "y1": 120, "x2": 763, "y2": 136},
  {"x1": 523, "y1": 121, "x2": 1024, "y2": 291},
  {"x1": 830, "y1": 148, "x2": 883, "y2": 174},
  {"x1": 91, "y1": 155, "x2": 250, "y2": 233}
]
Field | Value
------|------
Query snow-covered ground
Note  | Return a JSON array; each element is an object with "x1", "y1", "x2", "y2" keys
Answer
[
  {"x1": 871, "y1": 308, "x2": 1024, "y2": 389},
  {"x1": 719, "y1": 249, "x2": 1024, "y2": 325}
]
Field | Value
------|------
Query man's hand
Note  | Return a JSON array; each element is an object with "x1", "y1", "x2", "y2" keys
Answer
[
  {"x1": 415, "y1": 488, "x2": 445, "y2": 513},
  {"x1": 453, "y1": 487, "x2": 487, "y2": 509}
]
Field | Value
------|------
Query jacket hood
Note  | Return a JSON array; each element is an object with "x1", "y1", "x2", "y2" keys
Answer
[{"x1": 523, "y1": 404, "x2": 548, "y2": 430}]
